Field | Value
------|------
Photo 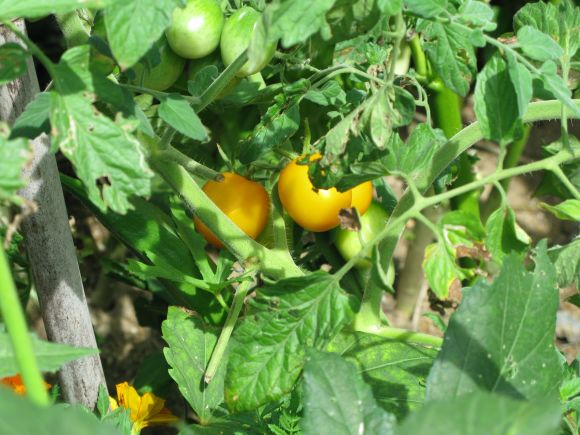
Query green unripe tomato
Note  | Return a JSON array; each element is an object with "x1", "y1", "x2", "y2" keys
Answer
[
  {"x1": 333, "y1": 202, "x2": 394, "y2": 277},
  {"x1": 90, "y1": 12, "x2": 115, "y2": 76},
  {"x1": 220, "y1": 6, "x2": 276, "y2": 77},
  {"x1": 166, "y1": 0, "x2": 225, "y2": 59},
  {"x1": 131, "y1": 38, "x2": 186, "y2": 91}
]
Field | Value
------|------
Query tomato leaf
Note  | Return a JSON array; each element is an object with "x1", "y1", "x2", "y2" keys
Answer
[
  {"x1": 484, "y1": 203, "x2": 529, "y2": 263},
  {"x1": 104, "y1": 0, "x2": 179, "y2": 69},
  {"x1": 302, "y1": 349, "x2": 396, "y2": 435},
  {"x1": 265, "y1": 0, "x2": 336, "y2": 48},
  {"x1": 516, "y1": 26, "x2": 563, "y2": 62},
  {"x1": 537, "y1": 61, "x2": 580, "y2": 118},
  {"x1": 457, "y1": 0, "x2": 496, "y2": 32},
  {"x1": 514, "y1": 1, "x2": 580, "y2": 60},
  {"x1": 10, "y1": 92, "x2": 51, "y2": 140},
  {"x1": 158, "y1": 94, "x2": 208, "y2": 142},
  {"x1": 426, "y1": 243, "x2": 564, "y2": 401},
  {"x1": 0, "y1": 134, "x2": 29, "y2": 204},
  {"x1": 328, "y1": 332, "x2": 437, "y2": 419},
  {"x1": 403, "y1": 0, "x2": 447, "y2": 18},
  {"x1": 474, "y1": 54, "x2": 524, "y2": 147},
  {"x1": 225, "y1": 272, "x2": 355, "y2": 413},
  {"x1": 238, "y1": 101, "x2": 300, "y2": 164},
  {"x1": 423, "y1": 242, "x2": 464, "y2": 300},
  {"x1": 50, "y1": 92, "x2": 152, "y2": 214},
  {"x1": 0, "y1": 330, "x2": 98, "y2": 377},
  {"x1": 162, "y1": 307, "x2": 225, "y2": 425},
  {"x1": 0, "y1": 389, "x2": 120, "y2": 435},
  {"x1": 384, "y1": 124, "x2": 447, "y2": 177},
  {"x1": 396, "y1": 392, "x2": 561, "y2": 435},
  {"x1": 540, "y1": 199, "x2": 580, "y2": 221},
  {"x1": 418, "y1": 22, "x2": 475, "y2": 97},
  {"x1": 0, "y1": 43, "x2": 28, "y2": 86},
  {"x1": 548, "y1": 238, "x2": 580, "y2": 288},
  {"x1": 0, "y1": 0, "x2": 113, "y2": 20}
]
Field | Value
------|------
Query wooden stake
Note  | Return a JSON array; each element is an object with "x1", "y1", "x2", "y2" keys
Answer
[{"x1": 0, "y1": 19, "x2": 107, "y2": 408}]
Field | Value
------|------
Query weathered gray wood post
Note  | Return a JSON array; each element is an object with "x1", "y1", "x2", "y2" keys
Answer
[{"x1": 0, "y1": 19, "x2": 107, "y2": 408}]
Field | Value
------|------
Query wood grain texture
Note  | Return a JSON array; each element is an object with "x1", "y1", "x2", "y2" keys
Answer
[{"x1": 0, "y1": 20, "x2": 107, "y2": 408}]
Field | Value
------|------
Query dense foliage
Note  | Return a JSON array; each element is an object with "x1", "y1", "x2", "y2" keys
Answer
[{"x1": 0, "y1": 0, "x2": 579, "y2": 434}]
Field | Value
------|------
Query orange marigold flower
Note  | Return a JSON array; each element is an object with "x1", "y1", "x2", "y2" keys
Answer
[
  {"x1": 110, "y1": 382, "x2": 178, "y2": 434},
  {"x1": 0, "y1": 374, "x2": 51, "y2": 395}
]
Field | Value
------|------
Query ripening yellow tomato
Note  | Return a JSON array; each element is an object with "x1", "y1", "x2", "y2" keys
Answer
[
  {"x1": 194, "y1": 172, "x2": 269, "y2": 248},
  {"x1": 349, "y1": 181, "x2": 373, "y2": 215},
  {"x1": 278, "y1": 154, "x2": 352, "y2": 232}
]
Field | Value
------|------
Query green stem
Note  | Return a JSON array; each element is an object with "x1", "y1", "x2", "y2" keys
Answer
[
  {"x1": 551, "y1": 164, "x2": 580, "y2": 200},
  {"x1": 482, "y1": 125, "x2": 531, "y2": 221},
  {"x1": 346, "y1": 100, "x2": 580, "y2": 328},
  {"x1": 409, "y1": 34, "x2": 428, "y2": 79},
  {"x1": 151, "y1": 159, "x2": 302, "y2": 280},
  {"x1": 55, "y1": 11, "x2": 91, "y2": 48},
  {"x1": 364, "y1": 325, "x2": 443, "y2": 348},
  {"x1": 158, "y1": 146, "x2": 224, "y2": 181},
  {"x1": 0, "y1": 245, "x2": 49, "y2": 406},
  {"x1": 195, "y1": 51, "x2": 249, "y2": 113},
  {"x1": 387, "y1": 12, "x2": 405, "y2": 83},
  {"x1": 205, "y1": 277, "x2": 254, "y2": 384}
]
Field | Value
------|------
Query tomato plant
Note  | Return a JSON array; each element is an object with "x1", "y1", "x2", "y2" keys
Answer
[
  {"x1": 1, "y1": 0, "x2": 580, "y2": 434},
  {"x1": 165, "y1": 0, "x2": 224, "y2": 59},
  {"x1": 194, "y1": 172, "x2": 269, "y2": 248}
]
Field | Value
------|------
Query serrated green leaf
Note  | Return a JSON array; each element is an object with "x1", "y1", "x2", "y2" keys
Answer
[
  {"x1": 0, "y1": 330, "x2": 98, "y2": 377},
  {"x1": 404, "y1": 0, "x2": 447, "y2": 18},
  {"x1": 266, "y1": 0, "x2": 336, "y2": 48},
  {"x1": 302, "y1": 349, "x2": 395, "y2": 435},
  {"x1": 162, "y1": 307, "x2": 224, "y2": 425},
  {"x1": 0, "y1": 0, "x2": 113, "y2": 20},
  {"x1": 506, "y1": 52, "x2": 533, "y2": 120},
  {"x1": 365, "y1": 88, "x2": 392, "y2": 149},
  {"x1": 50, "y1": 92, "x2": 152, "y2": 214},
  {"x1": 540, "y1": 199, "x2": 580, "y2": 221},
  {"x1": 423, "y1": 242, "x2": 464, "y2": 300},
  {"x1": 484, "y1": 204, "x2": 528, "y2": 262},
  {"x1": 225, "y1": 272, "x2": 355, "y2": 413},
  {"x1": 427, "y1": 244, "x2": 563, "y2": 401},
  {"x1": 458, "y1": 0, "x2": 496, "y2": 32},
  {"x1": 104, "y1": 0, "x2": 178, "y2": 69},
  {"x1": 0, "y1": 135, "x2": 29, "y2": 204},
  {"x1": 0, "y1": 43, "x2": 28, "y2": 86},
  {"x1": 548, "y1": 238, "x2": 580, "y2": 288},
  {"x1": 474, "y1": 54, "x2": 523, "y2": 147},
  {"x1": 158, "y1": 95, "x2": 208, "y2": 142},
  {"x1": 419, "y1": 22, "x2": 475, "y2": 96},
  {"x1": 328, "y1": 332, "x2": 437, "y2": 419},
  {"x1": 10, "y1": 92, "x2": 51, "y2": 140},
  {"x1": 396, "y1": 392, "x2": 561, "y2": 435},
  {"x1": 514, "y1": 1, "x2": 580, "y2": 59},
  {"x1": 517, "y1": 26, "x2": 563, "y2": 62},
  {"x1": 188, "y1": 66, "x2": 219, "y2": 98},
  {"x1": 538, "y1": 61, "x2": 580, "y2": 117},
  {"x1": 239, "y1": 101, "x2": 300, "y2": 164},
  {"x1": 0, "y1": 389, "x2": 121, "y2": 435},
  {"x1": 384, "y1": 124, "x2": 447, "y2": 177}
]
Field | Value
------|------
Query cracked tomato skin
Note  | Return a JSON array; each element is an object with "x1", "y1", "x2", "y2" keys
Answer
[
  {"x1": 194, "y1": 172, "x2": 270, "y2": 248},
  {"x1": 278, "y1": 155, "x2": 352, "y2": 232},
  {"x1": 166, "y1": 0, "x2": 224, "y2": 59},
  {"x1": 220, "y1": 6, "x2": 276, "y2": 77},
  {"x1": 350, "y1": 180, "x2": 373, "y2": 215}
]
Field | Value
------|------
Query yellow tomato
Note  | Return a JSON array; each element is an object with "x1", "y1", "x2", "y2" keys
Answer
[
  {"x1": 349, "y1": 181, "x2": 373, "y2": 215},
  {"x1": 194, "y1": 172, "x2": 269, "y2": 248},
  {"x1": 278, "y1": 154, "x2": 352, "y2": 232}
]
